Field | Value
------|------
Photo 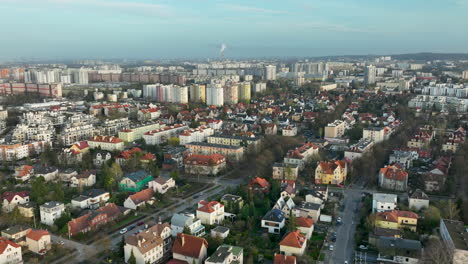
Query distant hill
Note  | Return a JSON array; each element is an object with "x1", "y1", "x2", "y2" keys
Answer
[{"x1": 313, "y1": 52, "x2": 468, "y2": 61}]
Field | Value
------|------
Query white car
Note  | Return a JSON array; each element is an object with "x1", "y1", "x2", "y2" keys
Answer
[
  {"x1": 119, "y1": 228, "x2": 127, "y2": 234},
  {"x1": 329, "y1": 245, "x2": 334, "y2": 251}
]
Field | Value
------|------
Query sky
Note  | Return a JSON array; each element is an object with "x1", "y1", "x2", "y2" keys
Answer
[{"x1": 0, "y1": 0, "x2": 467, "y2": 60}]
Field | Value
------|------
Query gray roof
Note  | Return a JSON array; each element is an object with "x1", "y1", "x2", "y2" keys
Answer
[
  {"x1": 376, "y1": 236, "x2": 422, "y2": 258},
  {"x1": 40, "y1": 201, "x2": 63, "y2": 208},
  {"x1": 72, "y1": 195, "x2": 89, "y2": 202},
  {"x1": 206, "y1": 245, "x2": 243, "y2": 263},
  {"x1": 300, "y1": 202, "x2": 321, "y2": 211},
  {"x1": 124, "y1": 170, "x2": 151, "y2": 183},
  {"x1": 171, "y1": 213, "x2": 193, "y2": 227},
  {"x1": 262, "y1": 209, "x2": 285, "y2": 222},
  {"x1": 410, "y1": 189, "x2": 429, "y2": 200},
  {"x1": 373, "y1": 193, "x2": 398, "y2": 203},
  {"x1": 212, "y1": 226, "x2": 230, "y2": 234},
  {"x1": 441, "y1": 219, "x2": 468, "y2": 250},
  {"x1": 2, "y1": 225, "x2": 30, "y2": 235}
]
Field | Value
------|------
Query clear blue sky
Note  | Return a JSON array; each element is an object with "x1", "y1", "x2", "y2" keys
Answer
[{"x1": 0, "y1": 0, "x2": 467, "y2": 60}]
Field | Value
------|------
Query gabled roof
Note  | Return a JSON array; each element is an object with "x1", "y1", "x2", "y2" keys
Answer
[
  {"x1": 317, "y1": 160, "x2": 347, "y2": 174},
  {"x1": 2, "y1": 191, "x2": 29, "y2": 202},
  {"x1": 124, "y1": 170, "x2": 151, "y2": 183},
  {"x1": 172, "y1": 233, "x2": 208, "y2": 258},
  {"x1": 296, "y1": 217, "x2": 314, "y2": 228},
  {"x1": 380, "y1": 164, "x2": 408, "y2": 181},
  {"x1": 274, "y1": 254, "x2": 296, "y2": 264},
  {"x1": 376, "y1": 210, "x2": 419, "y2": 223},
  {"x1": 249, "y1": 177, "x2": 270, "y2": 188},
  {"x1": 279, "y1": 230, "x2": 307, "y2": 248},
  {"x1": 0, "y1": 237, "x2": 20, "y2": 254},
  {"x1": 88, "y1": 136, "x2": 123, "y2": 144},
  {"x1": 128, "y1": 188, "x2": 154, "y2": 205},
  {"x1": 125, "y1": 223, "x2": 169, "y2": 254},
  {"x1": 197, "y1": 200, "x2": 223, "y2": 213}
]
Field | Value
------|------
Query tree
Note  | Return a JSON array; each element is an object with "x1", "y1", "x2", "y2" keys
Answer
[
  {"x1": 437, "y1": 200, "x2": 460, "y2": 220},
  {"x1": 182, "y1": 226, "x2": 191, "y2": 235},
  {"x1": 110, "y1": 162, "x2": 123, "y2": 181},
  {"x1": 170, "y1": 170, "x2": 180, "y2": 181},
  {"x1": 421, "y1": 237, "x2": 453, "y2": 264},
  {"x1": 288, "y1": 210, "x2": 298, "y2": 232},
  {"x1": 30, "y1": 176, "x2": 48, "y2": 205},
  {"x1": 422, "y1": 206, "x2": 441, "y2": 231},
  {"x1": 128, "y1": 249, "x2": 137, "y2": 264},
  {"x1": 168, "y1": 137, "x2": 180, "y2": 147}
]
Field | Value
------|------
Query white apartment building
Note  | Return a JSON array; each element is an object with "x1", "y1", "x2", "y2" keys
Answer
[
  {"x1": 265, "y1": 65, "x2": 276, "y2": 80},
  {"x1": 40, "y1": 201, "x2": 65, "y2": 226},
  {"x1": 0, "y1": 141, "x2": 51, "y2": 161},
  {"x1": 124, "y1": 223, "x2": 172, "y2": 264},
  {"x1": 372, "y1": 193, "x2": 397, "y2": 213},
  {"x1": 142, "y1": 124, "x2": 188, "y2": 145},
  {"x1": 207, "y1": 83, "x2": 224, "y2": 106},
  {"x1": 179, "y1": 126, "x2": 214, "y2": 145}
]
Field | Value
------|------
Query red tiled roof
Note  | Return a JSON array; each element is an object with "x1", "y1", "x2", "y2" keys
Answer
[
  {"x1": 380, "y1": 164, "x2": 408, "y2": 181},
  {"x1": 0, "y1": 237, "x2": 20, "y2": 254},
  {"x1": 249, "y1": 177, "x2": 270, "y2": 188},
  {"x1": 26, "y1": 230, "x2": 49, "y2": 241},
  {"x1": 2, "y1": 191, "x2": 29, "y2": 202},
  {"x1": 318, "y1": 160, "x2": 346, "y2": 174},
  {"x1": 88, "y1": 136, "x2": 123, "y2": 144},
  {"x1": 128, "y1": 188, "x2": 154, "y2": 205},
  {"x1": 279, "y1": 230, "x2": 307, "y2": 248},
  {"x1": 197, "y1": 200, "x2": 223, "y2": 213},
  {"x1": 184, "y1": 154, "x2": 225, "y2": 166},
  {"x1": 296, "y1": 217, "x2": 314, "y2": 228},
  {"x1": 376, "y1": 210, "x2": 418, "y2": 223},
  {"x1": 172, "y1": 233, "x2": 208, "y2": 258},
  {"x1": 274, "y1": 254, "x2": 296, "y2": 264}
]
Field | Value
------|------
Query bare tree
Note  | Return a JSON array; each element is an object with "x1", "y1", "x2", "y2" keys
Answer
[{"x1": 421, "y1": 237, "x2": 453, "y2": 264}]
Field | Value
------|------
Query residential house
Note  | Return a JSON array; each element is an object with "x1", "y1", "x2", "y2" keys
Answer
[
  {"x1": 148, "y1": 176, "x2": 176, "y2": 194},
  {"x1": 18, "y1": 202, "x2": 35, "y2": 218},
  {"x1": 33, "y1": 165, "x2": 59, "y2": 182},
  {"x1": 40, "y1": 201, "x2": 65, "y2": 226},
  {"x1": 408, "y1": 189, "x2": 429, "y2": 211},
  {"x1": 184, "y1": 153, "x2": 226, "y2": 176},
  {"x1": 363, "y1": 127, "x2": 386, "y2": 143},
  {"x1": 162, "y1": 147, "x2": 187, "y2": 170},
  {"x1": 264, "y1": 124, "x2": 278, "y2": 135},
  {"x1": 67, "y1": 203, "x2": 122, "y2": 237},
  {"x1": 59, "y1": 169, "x2": 78, "y2": 182},
  {"x1": 272, "y1": 163, "x2": 299, "y2": 181},
  {"x1": 2, "y1": 191, "x2": 29, "y2": 213},
  {"x1": 296, "y1": 217, "x2": 314, "y2": 240},
  {"x1": 0, "y1": 237, "x2": 22, "y2": 264},
  {"x1": 389, "y1": 150, "x2": 417, "y2": 169},
  {"x1": 197, "y1": 200, "x2": 225, "y2": 225},
  {"x1": 14, "y1": 165, "x2": 33, "y2": 182},
  {"x1": 279, "y1": 231, "x2": 307, "y2": 256},
  {"x1": 119, "y1": 171, "x2": 153, "y2": 192},
  {"x1": 305, "y1": 189, "x2": 327, "y2": 208},
  {"x1": 71, "y1": 189, "x2": 110, "y2": 209},
  {"x1": 261, "y1": 209, "x2": 285, "y2": 234},
  {"x1": 280, "y1": 181, "x2": 297, "y2": 199},
  {"x1": 283, "y1": 143, "x2": 319, "y2": 170},
  {"x1": 376, "y1": 237, "x2": 422, "y2": 264},
  {"x1": 375, "y1": 210, "x2": 418, "y2": 232},
  {"x1": 378, "y1": 164, "x2": 408, "y2": 191},
  {"x1": 70, "y1": 170, "x2": 96, "y2": 188},
  {"x1": 282, "y1": 126, "x2": 298, "y2": 137},
  {"x1": 172, "y1": 233, "x2": 208, "y2": 264},
  {"x1": 123, "y1": 188, "x2": 155, "y2": 210},
  {"x1": 273, "y1": 196, "x2": 295, "y2": 218},
  {"x1": 26, "y1": 230, "x2": 51, "y2": 254},
  {"x1": 170, "y1": 213, "x2": 205, "y2": 237},
  {"x1": 372, "y1": 193, "x2": 398, "y2": 213},
  {"x1": 440, "y1": 219, "x2": 468, "y2": 264},
  {"x1": 294, "y1": 202, "x2": 321, "y2": 222},
  {"x1": 205, "y1": 245, "x2": 243, "y2": 264},
  {"x1": 211, "y1": 226, "x2": 230, "y2": 240},
  {"x1": 247, "y1": 177, "x2": 270, "y2": 194},
  {"x1": 1, "y1": 226, "x2": 31, "y2": 246},
  {"x1": 314, "y1": 160, "x2": 347, "y2": 185},
  {"x1": 93, "y1": 151, "x2": 111, "y2": 167},
  {"x1": 220, "y1": 194, "x2": 244, "y2": 211},
  {"x1": 124, "y1": 222, "x2": 172, "y2": 264},
  {"x1": 274, "y1": 254, "x2": 296, "y2": 264}
]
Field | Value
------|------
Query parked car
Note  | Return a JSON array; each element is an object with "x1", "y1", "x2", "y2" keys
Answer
[
  {"x1": 137, "y1": 221, "x2": 145, "y2": 226},
  {"x1": 120, "y1": 228, "x2": 127, "y2": 234},
  {"x1": 329, "y1": 245, "x2": 334, "y2": 251}
]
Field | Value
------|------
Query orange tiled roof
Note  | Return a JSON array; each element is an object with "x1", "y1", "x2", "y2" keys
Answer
[
  {"x1": 89, "y1": 136, "x2": 123, "y2": 144},
  {"x1": 274, "y1": 254, "x2": 296, "y2": 264},
  {"x1": 184, "y1": 154, "x2": 225, "y2": 166},
  {"x1": 377, "y1": 210, "x2": 418, "y2": 223},
  {"x1": 296, "y1": 217, "x2": 314, "y2": 228},
  {"x1": 249, "y1": 177, "x2": 270, "y2": 188},
  {"x1": 318, "y1": 160, "x2": 346, "y2": 174},
  {"x1": 380, "y1": 164, "x2": 408, "y2": 181},
  {"x1": 279, "y1": 230, "x2": 307, "y2": 248},
  {"x1": 26, "y1": 230, "x2": 49, "y2": 241},
  {"x1": 197, "y1": 200, "x2": 223, "y2": 213},
  {"x1": 128, "y1": 188, "x2": 154, "y2": 205}
]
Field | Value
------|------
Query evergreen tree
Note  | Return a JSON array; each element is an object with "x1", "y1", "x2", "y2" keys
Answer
[{"x1": 128, "y1": 249, "x2": 137, "y2": 264}]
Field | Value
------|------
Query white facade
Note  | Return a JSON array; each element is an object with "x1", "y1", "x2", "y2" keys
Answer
[
  {"x1": 372, "y1": 193, "x2": 397, "y2": 213},
  {"x1": 40, "y1": 202, "x2": 65, "y2": 226},
  {"x1": 207, "y1": 83, "x2": 224, "y2": 106},
  {"x1": 179, "y1": 126, "x2": 214, "y2": 145},
  {"x1": 363, "y1": 127, "x2": 385, "y2": 143},
  {"x1": 0, "y1": 239, "x2": 22, "y2": 264},
  {"x1": 265, "y1": 65, "x2": 276, "y2": 80}
]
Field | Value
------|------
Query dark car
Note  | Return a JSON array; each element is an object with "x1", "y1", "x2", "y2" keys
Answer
[{"x1": 137, "y1": 221, "x2": 145, "y2": 226}]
